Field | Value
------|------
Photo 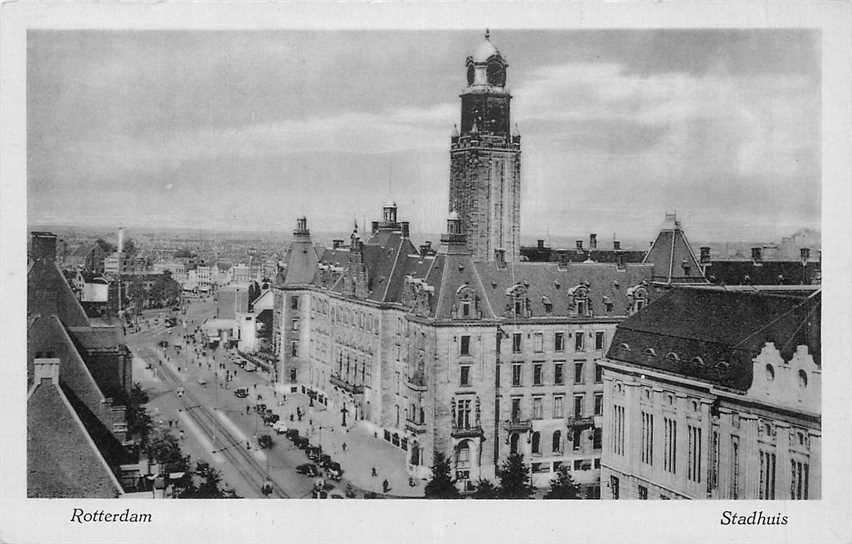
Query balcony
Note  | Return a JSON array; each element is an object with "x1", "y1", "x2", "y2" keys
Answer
[
  {"x1": 329, "y1": 374, "x2": 364, "y2": 395},
  {"x1": 503, "y1": 418, "x2": 532, "y2": 433},
  {"x1": 567, "y1": 416, "x2": 595, "y2": 428},
  {"x1": 405, "y1": 373, "x2": 427, "y2": 392},
  {"x1": 405, "y1": 418, "x2": 427, "y2": 435},
  {"x1": 451, "y1": 424, "x2": 483, "y2": 438}
]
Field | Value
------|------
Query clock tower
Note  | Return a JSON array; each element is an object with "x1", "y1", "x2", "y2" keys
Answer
[{"x1": 449, "y1": 30, "x2": 521, "y2": 262}]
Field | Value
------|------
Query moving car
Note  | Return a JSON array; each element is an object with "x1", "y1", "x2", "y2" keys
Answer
[
  {"x1": 257, "y1": 434, "x2": 273, "y2": 449},
  {"x1": 176, "y1": 387, "x2": 185, "y2": 398},
  {"x1": 272, "y1": 421, "x2": 288, "y2": 434},
  {"x1": 254, "y1": 403, "x2": 267, "y2": 413},
  {"x1": 263, "y1": 413, "x2": 280, "y2": 426},
  {"x1": 296, "y1": 464, "x2": 319, "y2": 477},
  {"x1": 244, "y1": 362, "x2": 257, "y2": 372},
  {"x1": 234, "y1": 387, "x2": 249, "y2": 399}
]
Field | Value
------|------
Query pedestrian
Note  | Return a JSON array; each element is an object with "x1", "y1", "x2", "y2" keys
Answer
[
  {"x1": 382, "y1": 479, "x2": 389, "y2": 493},
  {"x1": 247, "y1": 405, "x2": 251, "y2": 415},
  {"x1": 371, "y1": 467, "x2": 377, "y2": 477},
  {"x1": 342, "y1": 442, "x2": 347, "y2": 452},
  {"x1": 179, "y1": 430, "x2": 185, "y2": 440}
]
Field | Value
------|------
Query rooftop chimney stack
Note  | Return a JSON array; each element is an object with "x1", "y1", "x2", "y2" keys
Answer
[
  {"x1": 751, "y1": 247, "x2": 763, "y2": 262},
  {"x1": 700, "y1": 246, "x2": 711, "y2": 265},
  {"x1": 371, "y1": 221, "x2": 380, "y2": 235},
  {"x1": 332, "y1": 239, "x2": 344, "y2": 250},
  {"x1": 33, "y1": 357, "x2": 60, "y2": 386},
  {"x1": 401, "y1": 221, "x2": 410, "y2": 239},
  {"x1": 800, "y1": 247, "x2": 811, "y2": 262},
  {"x1": 613, "y1": 240, "x2": 621, "y2": 251},
  {"x1": 576, "y1": 240, "x2": 584, "y2": 251},
  {"x1": 589, "y1": 233, "x2": 597, "y2": 250},
  {"x1": 537, "y1": 239, "x2": 545, "y2": 249},
  {"x1": 495, "y1": 248, "x2": 507, "y2": 269}
]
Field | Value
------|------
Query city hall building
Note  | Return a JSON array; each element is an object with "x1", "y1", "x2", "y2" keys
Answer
[
  {"x1": 599, "y1": 286, "x2": 821, "y2": 500},
  {"x1": 270, "y1": 33, "x2": 691, "y2": 493}
]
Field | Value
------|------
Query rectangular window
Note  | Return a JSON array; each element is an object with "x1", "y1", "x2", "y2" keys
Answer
[
  {"x1": 290, "y1": 341, "x2": 298, "y2": 357},
  {"x1": 291, "y1": 319, "x2": 299, "y2": 331},
  {"x1": 533, "y1": 332, "x2": 544, "y2": 352},
  {"x1": 641, "y1": 412, "x2": 654, "y2": 466},
  {"x1": 730, "y1": 438, "x2": 739, "y2": 499},
  {"x1": 575, "y1": 332, "x2": 585, "y2": 352},
  {"x1": 790, "y1": 460, "x2": 809, "y2": 500},
  {"x1": 574, "y1": 395, "x2": 584, "y2": 418},
  {"x1": 512, "y1": 333, "x2": 522, "y2": 353},
  {"x1": 595, "y1": 363, "x2": 603, "y2": 383},
  {"x1": 553, "y1": 396, "x2": 564, "y2": 418},
  {"x1": 456, "y1": 399, "x2": 471, "y2": 429},
  {"x1": 610, "y1": 476, "x2": 620, "y2": 500},
  {"x1": 593, "y1": 427, "x2": 602, "y2": 449},
  {"x1": 460, "y1": 335, "x2": 470, "y2": 356},
  {"x1": 554, "y1": 363, "x2": 564, "y2": 385},
  {"x1": 395, "y1": 372, "x2": 401, "y2": 395},
  {"x1": 533, "y1": 363, "x2": 543, "y2": 386},
  {"x1": 711, "y1": 430, "x2": 720, "y2": 491},
  {"x1": 290, "y1": 296, "x2": 299, "y2": 310},
  {"x1": 664, "y1": 418, "x2": 677, "y2": 474},
  {"x1": 594, "y1": 393, "x2": 603, "y2": 416},
  {"x1": 688, "y1": 425, "x2": 702, "y2": 483},
  {"x1": 460, "y1": 366, "x2": 471, "y2": 387},
  {"x1": 512, "y1": 364, "x2": 522, "y2": 387},
  {"x1": 638, "y1": 485, "x2": 648, "y2": 500},
  {"x1": 554, "y1": 332, "x2": 564, "y2": 352},
  {"x1": 595, "y1": 331, "x2": 605, "y2": 351},
  {"x1": 759, "y1": 450, "x2": 776, "y2": 499},
  {"x1": 573, "y1": 429, "x2": 582, "y2": 451},
  {"x1": 511, "y1": 398, "x2": 522, "y2": 422},
  {"x1": 611, "y1": 405, "x2": 625, "y2": 456},
  {"x1": 574, "y1": 362, "x2": 584, "y2": 384},
  {"x1": 461, "y1": 301, "x2": 470, "y2": 317},
  {"x1": 532, "y1": 397, "x2": 543, "y2": 420}
]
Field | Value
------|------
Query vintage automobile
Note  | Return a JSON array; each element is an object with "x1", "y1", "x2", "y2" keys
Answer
[
  {"x1": 263, "y1": 413, "x2": 280, "y2": 426},
  {"x1": 326, "y1": 462, "x2": 344, "y2": 481},
  {"x1": 244, "y1": 362, "x2": 257, "y2": 372},
  {"x1": 234, "y1": 387, "x2": 249, "y2": 399},
  {"x1": 296, "y1": 463, "x2": 319, "y2": 477},
  {"x1": 285, "y1": 429, "x2": 300, "y2": 440},
  {"x1": 254, "y1": 403, "x2": 267, "y2": 413},
  {"x1": 305, "y1": 446, "x2": 322, "y2": 461},
  {"x1": 257, "y1": 434, "x2": 273, "y2": 449},
  {"x1": 272, "y1": 421, "x2": 288, "y2": 434},
  {"x1": 317, "y1": 454, "x2": 332, "y2": 468},
  {"x1": 294, "y1": 437, "x2": 310, "y2": 450}
]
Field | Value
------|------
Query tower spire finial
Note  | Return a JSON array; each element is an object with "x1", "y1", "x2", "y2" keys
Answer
[{"x1": 485, "y1": 28, "x2": 490, "y2": 40}]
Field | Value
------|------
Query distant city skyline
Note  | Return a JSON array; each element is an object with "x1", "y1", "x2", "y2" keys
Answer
[{"x1": 28, "y1": 30, "x2": 820, "y2": 243}]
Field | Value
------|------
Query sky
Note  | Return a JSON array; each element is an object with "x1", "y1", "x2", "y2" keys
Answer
[{"x1": 27, "y1": 29, "x2": 820, "y2": 244}]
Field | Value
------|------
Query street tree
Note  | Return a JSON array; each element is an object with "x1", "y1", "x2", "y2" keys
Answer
[
  {"x1": 424, "y1": 451, "x2": 460, "y2": 499},
  {"x1": 146, "y1": 430, "x2": 190, "y2": 474},
  {"x1": 180, "y1": 461, "x2": 237, "y2": 499},
  {"x1": 471, "y1": 479, "x2": 499, "y2": 499},
  {"x1": 544, "y1": 464, "x2": 581, "y2": 499},
  {"x1": 497, "y1": 453, "x2": 533, "y2": 499}
]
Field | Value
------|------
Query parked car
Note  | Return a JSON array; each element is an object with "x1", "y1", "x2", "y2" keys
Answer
[
  {"x1": 317, "y1": 454, "x2": 332, "y2": 468},
  {"x1": 306, "y1": 446, "x2": 322, "y2": 461},
  {"x1": 285, "y1": 429, "x2": 300, "y2": 440},
  {"x1": 244, "y1": 362, "x2": 257, "y2": 372},
  {"x1": 294, "y1": 437, "x2": 309, "y2": 450},
  {"x1": 327, "y1": 462, "x2": 344, "y2": 481},
  {"x1": 197, "y1": 376, "x2": 207, "y2": 386},
  {"x1": 272, "y1": 421, "x2": 288, "y2": 434},
  {"x1": 311, "y1": 489, "x2": 328, "y2": 499},
  {"x1": 329, "y1": 491, "x2": 345, "y2": 499},
  {"x1": 176, "y1": 387, "x2": 185, "y2": 398},
  {"x1": 233, "y1": 358, "x2": 246, "y2": 368},
  {"x1": 296, "y1": 463, "x2": 319, "y2": 477},
  {"x1": 234, "y1": 387, "x2": 249, "y2": 399},
  {"x1": 254, "y1": 403, "x2": 267, "y2": 413},
  {"x1": 257, "y1": 434, "x2": 273, "y2": 449}
]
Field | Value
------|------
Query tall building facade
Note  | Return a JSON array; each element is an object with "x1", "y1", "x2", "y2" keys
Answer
[
  {"x1": 449, "y1": 31, "x2": 522, "y2": 263},
  {"x1": 600, "y1": 286, "x2": 821, "y2": 500}
]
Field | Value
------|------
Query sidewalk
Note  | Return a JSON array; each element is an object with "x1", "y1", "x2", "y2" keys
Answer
[{"x1": 256, "y1": 386, "x2": 425, "y2": 498}]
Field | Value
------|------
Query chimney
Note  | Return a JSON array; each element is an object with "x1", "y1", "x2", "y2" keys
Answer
[
  {"x1": 34, "y1": 357, "x2": 60, "y2": 386},
  {"x1": 537, "y1": 239, "x2": 545, "y2": 249},
  {"x1": 751, "y1": 247, "x2": 762, "y2": 262},
  {"x1": 576, "y1": 240, "x2": 584, "y2": 251},
  {"x1": 371, "y1": 221, "x2": 380, "y2": 235},
  {"x1": 589, "y1": 233, "x2": 597, "y2": 250},
  {"x1": 681, "y1": 258, "x2": 691, "y2": 276},
  {"x1": 31, "y1": 232, "x2": 57, "y2": 262},
  {"x1": 615, "y1": 252, "x2": 625, "y2": 270},
  {"x1": 800, "y1": 247, "x2": 810, "y2": 262},
  {"x1": 401, "y1": 221, "x2": 410, "y2": 239},
  {"x1": 332, "y1": 239, "x2": 344, "y2": 250},
  {"x1": 117, "y1": 227, "x2": 125, "y2": 254},
  {"x1": 419, "y1": 241, "x2": 433, "y2": 258},
  {"x1": 700, "y1": 246, "x2": 711, "y2": 265},
  {"x1": 613, "y1": 240, "x2": 621, "y2": 251},
  {"x1": 494, "y1": 248, "x2": 507, "y2": 268}
]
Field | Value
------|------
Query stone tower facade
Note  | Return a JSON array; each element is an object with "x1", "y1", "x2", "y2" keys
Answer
[{"x1": 449, "y1": 31, "x2": 522, "y2": 263}]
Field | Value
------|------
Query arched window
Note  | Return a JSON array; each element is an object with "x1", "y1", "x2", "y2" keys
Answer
[
  {"x1": 644, "y1": 347, "x2": 657, "y2": 357},
  {"x1": 456, "y1": 441, "x2": 471, "y2": 469},
  {"x1": 798, "y1": 370, "x2": 808, "y2": 389},
  {"x1": 531, "y1": 432, "x2": 541, "y2": 454},
  {"x1": 552, "y1": 430, "x2": 562, "y2": 453},
  {"x1": 510, "y1": 433, "x2": 520, "y2": 455},
  {"x1": 395, "y1": 405, "x2": 400, "y2": 427},
  {"x1": 765, "y1": 364, "x2": 775, "y2": 382},
  {"x1": 665, "y1": 352, "x2": 680, "y2": 362}
]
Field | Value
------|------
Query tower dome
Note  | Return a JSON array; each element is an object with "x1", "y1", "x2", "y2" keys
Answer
[{"x1": 473, "y1": 31, "x2": 500, "y2": 63}]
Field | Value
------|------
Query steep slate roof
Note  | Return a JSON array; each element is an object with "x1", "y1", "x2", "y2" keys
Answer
[
  {"x1": 28, "y1": 381, "x2": 123, "y2": 498},
  {"x1": 642, "y1": 214, "x2": 707, "y2": 284},
  {"x1": 66, "y1": 326, "x2": 121, "y2": 350},
  {"x1": 606, "y1": 287, "x2": 820, "y2": 391}
]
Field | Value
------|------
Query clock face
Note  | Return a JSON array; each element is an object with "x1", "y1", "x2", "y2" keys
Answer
[
  {"x1": 467, "y1": 64, "x2": 475, "y2": 85},
  {"x1": 487, "y1": 62, "x2": 505, "y2": 86}
]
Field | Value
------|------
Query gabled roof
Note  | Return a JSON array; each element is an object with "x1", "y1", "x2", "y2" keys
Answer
[
  {"x1": 28, "y1": 381, "x2": 123, "y2": 498},
  {"x1": 642, "y1": 214, "x2": 707, "y2": 284},
  {"x1": 606, "y1": 287, "x2": 820, "y2": 391}
]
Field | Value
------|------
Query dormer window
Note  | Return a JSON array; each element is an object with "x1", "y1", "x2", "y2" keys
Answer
[
  {"x1": 505, "y1": 283, "x2": 529, "y2": 317},
  {"x1": 541, "y1": 295, "x2": 553, "y2": 313},
  {"x1": 627, "y1": 285, "x2": 649, "y2": 315},
  {"x1": 568, "y1": 284, "x2": 591, "y2": 317},
  {"x1": 455, "y1": 285, "x2": 479, "y2": 319}
]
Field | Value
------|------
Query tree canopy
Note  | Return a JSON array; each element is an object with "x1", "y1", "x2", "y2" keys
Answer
[
  {"x1": 544, "y1": 464, "x2": 581, "y2": 499},
  {"x1": 497, "y1": 453, "x2": 533, "y2": 499},
  {"x1": 424, "y1": 451, "x2": 460, "y2": 499}
]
